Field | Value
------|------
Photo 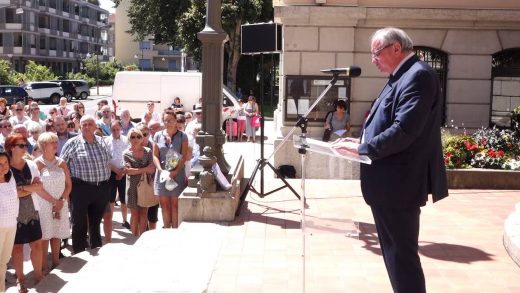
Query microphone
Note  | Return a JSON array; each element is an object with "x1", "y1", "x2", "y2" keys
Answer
[{"x1": 320, "y1": 66, "x2": 362, "y2": 77}]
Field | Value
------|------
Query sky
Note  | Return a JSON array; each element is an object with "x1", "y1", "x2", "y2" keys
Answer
[{"x1": 99, "y1": 0, "x2": 115, "y2": 13}]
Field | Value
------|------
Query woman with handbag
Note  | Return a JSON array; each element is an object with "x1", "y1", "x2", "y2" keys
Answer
[
  {"x1": 152, "y1": 110, "x2": 188, "y2": 229},
  {"x1": 323, "y1": 100, "x2": 351, "y2": 141},
  {"x1": 123, "y1": 128, "x2": 156, "y2": 236},
  {"x1": 244, "y1": 96, "x2": 259, "y2": 142}
]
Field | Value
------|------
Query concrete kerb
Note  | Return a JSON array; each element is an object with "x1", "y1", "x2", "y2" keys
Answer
[{"x1": 504, "y1": 202, "x2": 520, "y2": 268}]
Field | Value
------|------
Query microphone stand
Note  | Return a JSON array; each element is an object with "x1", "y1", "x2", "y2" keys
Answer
[
  {"x1": 236, "y1": 68, "x2": 351, "y2": 293},
  {"x1": 236, "y1": 70, "x2": 343, "y2": 212}
]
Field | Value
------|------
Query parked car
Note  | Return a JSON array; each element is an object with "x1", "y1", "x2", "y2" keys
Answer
[
  {"x1": 70, "y1": 80, "x2": 90, "y2": 100},
  {"x1": 49, "y1": 80, "x2": 76, "y2": 102},
  {"x1": 0, "y1": 85, "x2": 29, "y2": 106},
  {"x1": 22, "y1": 82, "x2": 64, "y2": 104}
]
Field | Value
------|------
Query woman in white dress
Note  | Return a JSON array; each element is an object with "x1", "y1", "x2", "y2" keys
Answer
[
  {"x1": 35, "y1": 132, "x2": 72, "y2": 272},
  {"x1": 0, "y1": 151, "x2": 19, "y2": 292}
]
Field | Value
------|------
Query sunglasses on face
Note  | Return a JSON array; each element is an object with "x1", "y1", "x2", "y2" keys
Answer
[
  {"x1": 129, "y1": 135, "x2": 142, "y2": 139},
  {"x1": 14, "y1": 143, "x2": 28, "y2": 149},
  {"x1": 16, "y1": 109, "x2": 24, "y2": 112},
  {"x1": 141, "y1": 132, "x2": 149, "y2": 137},
  {"x1": 0, "y1": 125, "x2": 12, "y2": 128}
]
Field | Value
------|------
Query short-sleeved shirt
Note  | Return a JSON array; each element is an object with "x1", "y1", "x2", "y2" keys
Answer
[
  {"x1": 329, "y1": 112, "x2": 350, "y2": 131},
  {"x1": 60, "y1": 135, "x2": 111, "y2": 182},
  {"x1": 105, "y1": 135, "x2": 129, "y2": 169}
]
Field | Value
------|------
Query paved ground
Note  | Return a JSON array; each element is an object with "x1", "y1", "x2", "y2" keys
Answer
[{"x1": 5, "y1": 120, "x2": 520, "y2": 292}]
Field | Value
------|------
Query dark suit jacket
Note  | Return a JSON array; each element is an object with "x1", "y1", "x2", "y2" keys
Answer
[{"x1": 359, "y1": 55, "x2": 448, "y2": 208}]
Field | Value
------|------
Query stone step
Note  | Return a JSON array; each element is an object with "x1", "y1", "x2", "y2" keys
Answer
[{"x1": 33, "y1": 222, "x2": 227, "y2": 292}]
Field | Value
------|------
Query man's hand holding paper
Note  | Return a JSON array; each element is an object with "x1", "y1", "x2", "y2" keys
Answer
[{"x1": 330, "y1": 138, "x2": 360, "y2": 157}]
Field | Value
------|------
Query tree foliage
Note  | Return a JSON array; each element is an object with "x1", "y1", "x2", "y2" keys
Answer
[
  {"x1": 0, "y1": 60, "x2": 17, "y2": 85},
  {"x1": 83, "y1": 57, "x2": 124, "y2": 82},
  {"x1": 114, "y1": 0, "x2": 273, "y2": 90},
  {"x1": 22, "y1": 61, "x2": 58, "y2": 82}
]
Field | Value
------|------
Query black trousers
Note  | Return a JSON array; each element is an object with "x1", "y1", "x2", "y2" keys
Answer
[
  {"x1": 70, "y1": 180, "x2": 110, "y2": 253},
  {"x1": 109, "y1": 172, "x2": 126, "y2": 204},
  {"x1": 371, "y1": 206, "x2": 426, "y2": 293}
]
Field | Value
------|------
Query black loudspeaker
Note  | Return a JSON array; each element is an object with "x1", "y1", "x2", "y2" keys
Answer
[{"x1": 241, "y1": 23, "x2": 282, "y2": 55}]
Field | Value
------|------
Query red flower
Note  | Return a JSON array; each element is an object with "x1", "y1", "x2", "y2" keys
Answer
[
  {"x1": 497, "y1": 150, "x2": 504, "y2": 157},
  {"x1": 488, "y1": 149, "x2": 496, "y2": 158}
]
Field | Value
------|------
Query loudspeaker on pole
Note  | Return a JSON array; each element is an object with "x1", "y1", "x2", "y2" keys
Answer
[{"x1": 241, "y1": 23, "x2": 282, "y2": 55}]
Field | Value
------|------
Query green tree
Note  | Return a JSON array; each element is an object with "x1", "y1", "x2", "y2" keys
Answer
[
  {"x1": 114, "y1": 0, "x2": 273, "y2": 90},
  {"x1": 22, "y1": 61, "x2": 57, "y2": 82},
  {"x1": 0, "y1": 60, "x2": 14, "y2": 85},
  {"x1": 83, "y1": 57, "x2": 124, "y2": 84}
]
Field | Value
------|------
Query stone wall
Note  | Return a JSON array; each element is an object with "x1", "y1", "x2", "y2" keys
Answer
[{"x1": 274, "y1": 4, "x2": 520, "y2": 178}]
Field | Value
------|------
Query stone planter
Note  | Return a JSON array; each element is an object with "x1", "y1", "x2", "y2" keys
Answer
[{"x1": 447, "y1": 168, "x2": 520, "y2": 189}]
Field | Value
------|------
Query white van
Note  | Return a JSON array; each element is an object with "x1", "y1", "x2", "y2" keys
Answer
[{"x1": 113, "y1": 71, "x2": 240, "y2": 123}]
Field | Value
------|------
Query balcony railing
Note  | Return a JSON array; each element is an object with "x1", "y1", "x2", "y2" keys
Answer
[{"x1": 157, "y1": 49, "x2": 181, "y2": 56}]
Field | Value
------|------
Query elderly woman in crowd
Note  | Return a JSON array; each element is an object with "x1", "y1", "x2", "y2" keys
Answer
[
  {"x1": 34, "y1": 132, "x2": 71, "y2": 273},
  {"x1": 153, "y1": 110, "x2": 188, "y2": 228},
  {"x1": 0, "y1": 151, "x2": 18, "y2": 292},
  {"x1": 6, "y1": 133, "x2": 44, "y2": 292},
  {"x1": 124, "y1": 128, "x2": 155, "y2": 236}
]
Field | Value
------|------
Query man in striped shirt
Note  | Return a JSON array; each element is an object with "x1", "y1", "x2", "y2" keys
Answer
[{"x1": 61, "y1": 115, "x2": 111, "y2": 254}]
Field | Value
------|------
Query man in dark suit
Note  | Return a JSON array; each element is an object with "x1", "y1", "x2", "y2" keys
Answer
[{"x1": 332, "y1": 27, "x2": 449, "y2": 293}]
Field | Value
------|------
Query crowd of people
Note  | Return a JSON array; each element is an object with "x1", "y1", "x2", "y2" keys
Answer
[{"x1": 0, "y1": 97, "x2": 206, "y2": 293}]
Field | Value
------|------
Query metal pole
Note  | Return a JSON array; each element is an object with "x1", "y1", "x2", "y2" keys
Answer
[
  {"x1": 260, "y1": 53, "x2": 264, "y2": 195},
  {"x1": 96, "y1": 54, "x2": 99, "y2": 95}
]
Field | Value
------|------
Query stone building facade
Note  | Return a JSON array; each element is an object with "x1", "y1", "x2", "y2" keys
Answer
[
  {"x1": 272, "y1": 1, "x2": 520, "y2": 178},
  {"x1": 0, "y1": 0, "x2": 110, "y2": 75}
]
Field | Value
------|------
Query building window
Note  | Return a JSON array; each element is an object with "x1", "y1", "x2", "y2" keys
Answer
[
  {"x1": 49, "y1": 38, "x2": 56, "y2": 50},
  {"x1": 284, "y1": 76, "x2": 351, "y2": 122},
  {"x1": 30, "y1": 35, "x2": 36, "y2": 49},
  {"x1": 139, "y1": 41, "x2": 151, "y2": 50},
  {"x1": 139, "y1": 59, "x2": 152, "y2": 70},
  {"x1": 0, "y1": 33, "x2": 3, "y2": 47},
  {"x1": 414, "y1": 46, "x2": 448, "y2": 125},
  {"x1": 49, "y1": 0, "x2": 56, "y2": 9},
  {"x1": 40, "y1": 36, "x2": 46, "y2": 50},
  {"x1": 491, "y1": 48, "x2": 520, "y2": 128},
  {"x1": 13, "y1": 33, "x2": 23, "y2": 47}
]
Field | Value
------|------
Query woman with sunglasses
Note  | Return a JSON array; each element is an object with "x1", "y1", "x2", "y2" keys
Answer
[
  {"x1": 0, "y1": 151, "x2": 18, "y2": 292},
  {"x1": 5, "y1": 133, "x2": 44, "y2": 292},
  {"x1": 136, "y1": 123, "x2": 159, "y2": 231},
  {"x1": 153, "y1": 110, "x2": 188, "y2": 229},
  {"x1": 123, "y1": 128, "x2": 155, "y2": 236}
]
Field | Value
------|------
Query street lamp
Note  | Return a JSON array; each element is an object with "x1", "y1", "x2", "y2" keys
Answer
[{"x1": 86, "y1": 52, "x2": 100, "y2": 95}]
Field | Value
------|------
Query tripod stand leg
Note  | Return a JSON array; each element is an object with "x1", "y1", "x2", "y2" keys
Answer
[
  {"x1": 235, "y1": 159, "x2": 264, "y2": 216},
  {"x1": 263, "y1": 162, "x2": 301, "y2": 200}
]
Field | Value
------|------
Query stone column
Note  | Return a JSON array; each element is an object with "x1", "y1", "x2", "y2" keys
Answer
[{"x1": 196, "y1": 0, "x2": 230, "y2": 174}]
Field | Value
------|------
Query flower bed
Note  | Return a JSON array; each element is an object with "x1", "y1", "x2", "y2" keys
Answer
[
  {"x1": 443, "y1": 127, "x2": 520, "y2": 189},
  {"x1": 443, "y1": 127, "x2": 520, "y2": 170}
]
